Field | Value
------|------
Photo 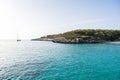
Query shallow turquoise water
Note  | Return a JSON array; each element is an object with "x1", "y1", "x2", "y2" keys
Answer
[{"x1": 0, "y1": 41, "x2": 120, "y2": 80}]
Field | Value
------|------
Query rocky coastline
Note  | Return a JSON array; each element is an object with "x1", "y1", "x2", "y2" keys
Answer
[
  {"x1": 31, "y1": 38, "x2": 53, "y2": 41},
  {"x1": 52, "y1": 37, "x2": 109, "y2": 44},
  {"x1": 32, "y1": 29, "x2": 120, "y2": 44}
]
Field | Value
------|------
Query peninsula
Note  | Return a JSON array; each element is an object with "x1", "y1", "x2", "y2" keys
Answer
[{"x1": 32, "y1": 29, "x2": 120, "y2": 43}]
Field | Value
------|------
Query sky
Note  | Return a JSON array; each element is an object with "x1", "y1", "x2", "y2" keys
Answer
[{"x1": 0, "y1": 0, "x2": 120, "y2": 39}]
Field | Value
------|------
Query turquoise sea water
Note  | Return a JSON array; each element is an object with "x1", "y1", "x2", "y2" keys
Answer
[{"x1": 0, "y1": 40, "x2": 120, "y2": 80}]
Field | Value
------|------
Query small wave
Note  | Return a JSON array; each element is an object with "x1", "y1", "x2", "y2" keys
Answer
[
  {"x1": 0, "y1": 61, "x2": 48, "y2": 80},
  {"x1": 105, "y1": 41, "x2": 120, "y2": 44}
]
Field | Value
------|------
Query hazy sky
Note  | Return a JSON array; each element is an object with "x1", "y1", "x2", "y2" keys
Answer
[{"x1": 0, "y1": 0, "x2": 120, "y2": 39}]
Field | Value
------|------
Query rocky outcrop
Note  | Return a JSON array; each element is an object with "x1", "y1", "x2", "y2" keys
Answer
[
  {"x1": 52, "y1": 37, "x2": 106, "y2": 43},
  {"x1": 52, "y1": 37, "x2": 77, "y2": 43},
  {"x1": 32, "y1": 29, "x2": 120, "y2": 44}
]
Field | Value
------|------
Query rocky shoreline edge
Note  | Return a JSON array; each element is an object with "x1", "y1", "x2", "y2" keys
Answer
[
  {"x1": 31, "y1": 37, "x2": 120, "y2": 44},
  {"x1": 31, "y1": 29, "x2": 120, "y2": 44}
]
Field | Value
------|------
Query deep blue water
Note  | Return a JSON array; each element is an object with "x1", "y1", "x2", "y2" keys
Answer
[{"x1": 0, "y1": 40, "x2": 120, "y2": 80}]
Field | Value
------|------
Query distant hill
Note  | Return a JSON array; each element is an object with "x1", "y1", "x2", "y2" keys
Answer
[{"x1": 33, "y1": 29, "x2": 120, "y2": 43}]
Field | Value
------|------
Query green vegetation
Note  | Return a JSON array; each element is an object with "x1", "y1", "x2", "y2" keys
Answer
[{"x1": 41, "y1": 29, "x2": 120, "y2": 43}]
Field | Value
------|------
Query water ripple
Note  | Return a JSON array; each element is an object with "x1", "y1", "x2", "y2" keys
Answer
[{"x1": 0, "y1": 61, "x2": 48, "y2": 80}]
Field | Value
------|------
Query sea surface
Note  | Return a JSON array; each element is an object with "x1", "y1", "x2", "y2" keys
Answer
[{"x1": 0, "y1": 40, "x2": 120, "y2": 80}]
